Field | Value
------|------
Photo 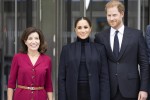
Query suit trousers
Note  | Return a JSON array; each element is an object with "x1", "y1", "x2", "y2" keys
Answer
[{"x1": 112, "y1": 87, "x2": 137, "y2": 100}]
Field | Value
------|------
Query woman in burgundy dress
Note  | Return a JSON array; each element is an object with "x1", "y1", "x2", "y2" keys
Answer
[{"x1": 7, "y1": 27, "x2": 53, "y2": 100}]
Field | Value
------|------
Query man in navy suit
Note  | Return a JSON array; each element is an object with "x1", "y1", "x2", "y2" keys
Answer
[{"x1": 95, "y1": 1, "x2": 149, "y2": 100}]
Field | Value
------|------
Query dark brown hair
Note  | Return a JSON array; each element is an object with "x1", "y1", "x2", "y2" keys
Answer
[
  {"x1": 20, "y1": 27, "x2": 47, "y2": 54},
  {"x1": 74, "y1": 17, "x2": 92, "y2": 28}
]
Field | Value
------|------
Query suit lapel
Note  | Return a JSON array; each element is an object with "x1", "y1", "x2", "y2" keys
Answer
[
  {"x1": 85, "y1": 43, "x2": 91, "y2": 71},
  {"x1": 34, "y1": 54, "x2": 42, "y2": 67},
  {"x1": 24, "y1": 53, "x2": 42, "y2": 67},
  {"x1": 104, "y1": 29, "x2": 116, "y2": 61},
  {"x1": 118, "y1": 27, "x2": 130, "y2": 60},
  {"x1": 24, "y1": 54, "x2": 33, "y2": 66}
]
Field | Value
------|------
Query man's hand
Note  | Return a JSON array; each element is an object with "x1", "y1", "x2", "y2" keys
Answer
[{"x1": 138, "y1": 91, "x2": 148, "y2": 100}]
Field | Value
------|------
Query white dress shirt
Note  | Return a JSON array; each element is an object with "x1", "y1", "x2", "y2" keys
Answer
[{"x1": 110, "y1": 25, "x2": 125, "y2": 51}]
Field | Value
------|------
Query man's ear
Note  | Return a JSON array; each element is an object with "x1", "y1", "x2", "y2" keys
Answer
[{"x1": 121, "y1": 11, "x2": 124, "y2": 17}]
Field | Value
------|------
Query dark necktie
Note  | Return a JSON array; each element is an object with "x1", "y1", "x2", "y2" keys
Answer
[{"x1": 113, "y1": 31, "x2": 119, "y2": 58}]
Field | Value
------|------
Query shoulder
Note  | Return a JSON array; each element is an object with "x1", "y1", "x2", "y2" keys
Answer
[
  {"x1": 146, "y1": 25, "x2": 150, "y2": 29},
  {"x1": 41, "y1": 54, "x2": 52, "y2": 61},
  {"x1": 92, "y1": 42, "x2": 105, "y2": 48},
  {"x1": 95, "y1": 28, "x2": 110, "y2": 36},
  {"x1": 91, "y1": 42, "x2": 106, "y2": 52},
  {"x1": 61, "y1": 42, "x2": 76, "y2": 51},
  {"x1": 125, "y1": 27, "x2": 142, "y2": 34},
  {"x1": 62, "y1": 43, "x2": 71, "y2": 49},
  {"x1": 13, "y1": 53, "x2": 26, "y2": 58},
  {"x1": 125, "y1": 27, "x2": 144, "y2": 38},
  {"x1": 11, "y1": 53, "x2": 26, "y2": 62},
  {"x1": 146, "y1": 25, "x2": 150, "y2": 33}
]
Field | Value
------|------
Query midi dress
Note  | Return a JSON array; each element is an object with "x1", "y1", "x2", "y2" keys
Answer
[{"x1": 8, "y1": 53, "x2": 53, "y2": 100}]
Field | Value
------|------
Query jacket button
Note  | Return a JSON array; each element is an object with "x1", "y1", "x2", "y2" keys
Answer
[
  {"x1": 32, "y1": 76, "x2": 35, "y2": 79},
  {"x1": 31, "y1": 84, "x2": 34, "y2": 86},
  {"x1": 88, "y1": 73, "x2": 92, "y2": 76}
]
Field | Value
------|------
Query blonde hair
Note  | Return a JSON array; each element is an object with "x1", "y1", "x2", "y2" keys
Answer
[{"x1": 105, "y1": 0, "x2": 125, "y2": 13}]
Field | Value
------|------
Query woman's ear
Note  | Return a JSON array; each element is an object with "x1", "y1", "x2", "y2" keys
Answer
[
  {"x1": 90, "y1": 27, "x2": 92, "y2": 32},
  {"x1": 74, "y1": 28, "x2": 76, "y2": 32}
]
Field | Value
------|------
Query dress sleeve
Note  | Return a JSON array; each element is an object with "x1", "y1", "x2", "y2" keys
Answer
[
  {"x1": 8, "y1": 54, "x2": 19, "y2": 89},
  {"x1": 44, "y1": 57, "x2": 53, "y2": 92}
]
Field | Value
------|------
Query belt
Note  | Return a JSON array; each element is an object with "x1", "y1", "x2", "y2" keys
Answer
[{"x1": 17, "y1": 85, "x2": 44, "y2": 91}]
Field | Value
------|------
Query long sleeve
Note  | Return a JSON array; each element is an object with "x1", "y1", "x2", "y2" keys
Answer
[
  {"x1": 138, "y1": 31, "x2": 149, "y2": 92},
  {"x1": 58, "y1": 46, "x2": 67, "y2": 100},
  {"x1": 8, "y1": 54, "x2": 19, "y2": 89},
  {"x1": 146, "y1": 25, "x2": 150, "y2": 63},
  {"x1": 45, "y1": 57, "x2": 53, "y2": 92},
  {"x1": 99, "y1": 46, "x2": 110, "y2": 100}
]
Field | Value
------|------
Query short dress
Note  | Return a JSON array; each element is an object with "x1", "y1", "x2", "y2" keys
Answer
[{"x1": 8, "y1": 53, "x2": 53, "y2": 100}]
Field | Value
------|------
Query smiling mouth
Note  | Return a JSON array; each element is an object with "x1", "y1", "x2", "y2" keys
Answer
[
  {"x1": 80, "y1": 33, "x2": 86, "y2": 36},
  {"x1": 30, "y1": 45, "x2": 38, "y2": 47},
  {"x1": 110, "y1": 22, "x2": 116, "y2": 25}
]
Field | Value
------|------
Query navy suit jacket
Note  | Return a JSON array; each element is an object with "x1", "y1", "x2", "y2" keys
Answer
[
  {"x1": 95, "y1": 27, "x2": 149, "y2": 98},
  {"x1": 58, "y1": 40, "x2": 110, "y2": 100},
  {"x1": 146, "y1": 25, "x2": 150, "y2": 63},
  {"x1": 145, "y1": 25, "x2": 150, "y2": 96}
]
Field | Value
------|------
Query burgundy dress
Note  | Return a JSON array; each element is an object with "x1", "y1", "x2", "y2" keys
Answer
[{"x1": 8, "y1": 53, "x2": 53, "y2": 100}]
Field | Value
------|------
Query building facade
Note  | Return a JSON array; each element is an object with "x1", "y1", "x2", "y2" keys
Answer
[{"x1": 0, "y1": 0, "x2": 150, "y2": 100}]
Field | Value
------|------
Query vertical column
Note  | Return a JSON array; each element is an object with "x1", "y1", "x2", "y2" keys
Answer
[
  {"x1": 26, "y1": 0, "x2": 32, "y2": 27},
  {"x1": 67, "y1": 0, "x2": 71, "y2": 43},
  {"x1": 0, "y1": 0, "x2": 1, "y2": 98},
  {"x1": 80, "y1": 0, "x2": 84, "y2": 17},
  {"x1": 148, "y1": 0, "x2": 150, "y2": 23},
  {"x1": 14, "y1": 0, "x2": 17, "y2": 53},
  {"x1": 137, "y1": 0, "x2": 141, "y2": 30},
  {"x1": 124, "y1": 0, "x2": 128, "y2": 26}
]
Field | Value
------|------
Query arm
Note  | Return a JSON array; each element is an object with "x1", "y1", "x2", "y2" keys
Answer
[
  {"x1": 47, "y1": 92, "x2": 53, "y2": 100},
  {"x1": 94, "y1": 33, "x2": 101, "y2": 43},
  {"x1": 58, "y1": 46, "x2": 67, "y2": 100},
  {"x1": 45, "y1": 57, "x2": 53, "y2": 99},
  {"x1": 138, "y1": 31, "x2": 149, "y2": 100},
  {"x1": 7, "y1": 54, "x2": 19, "y2": 100},
  {"x1": 7, "y1": 88, "x2": 13, "y2": 100},
  {"x1": 99, "y1": 45, "x2": 110, "y2": 100},
  {"x1": 145, "y1": 25, "x2": 150, "y2": 62},
  {"x1": 146, "y1": 25, "x2": 150, "y2": 48}
]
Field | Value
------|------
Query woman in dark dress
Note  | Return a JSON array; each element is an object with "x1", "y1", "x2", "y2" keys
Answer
[{"x1": 58, "y1": 17, "x2": 110, "y2": 100}]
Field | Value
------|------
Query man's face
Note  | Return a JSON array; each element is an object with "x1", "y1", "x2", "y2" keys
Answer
[{"x1": 106, "y1": 6, "x2": 124, "y2": 29}]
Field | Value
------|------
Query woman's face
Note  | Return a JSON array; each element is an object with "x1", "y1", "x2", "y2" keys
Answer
[
  {"x1": 25, "y1": 32, "x2": 40, "y2": 52},
  {"x1": 75, "y1": 19, "x2": 91, "y2": 39}
]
